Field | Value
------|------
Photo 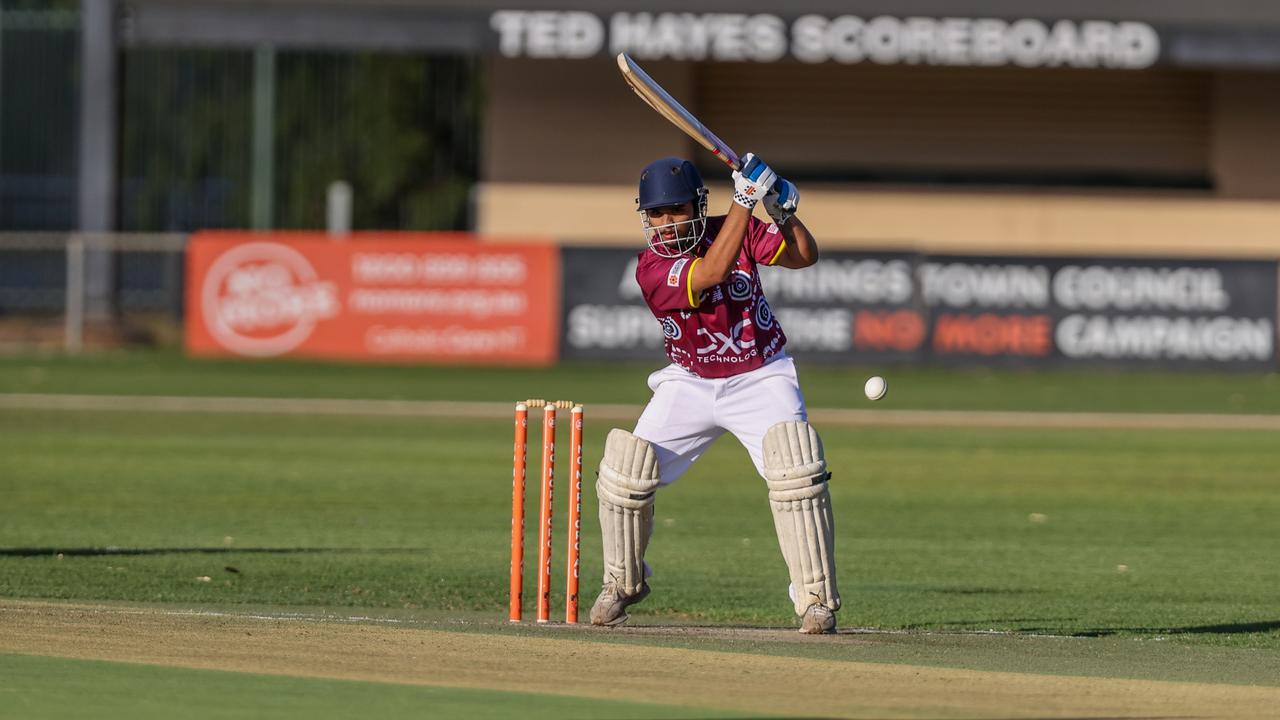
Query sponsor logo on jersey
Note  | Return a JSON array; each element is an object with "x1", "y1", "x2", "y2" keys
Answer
[
  {"x1": 766, "y1": 223, "x2": 779, "y2": 234},
  {"x1": 696, "y1": 318, "x2": 756, "y2": 356},
  {"x1": 667, "y1": 258, "x2": 689, "y2": 288}
]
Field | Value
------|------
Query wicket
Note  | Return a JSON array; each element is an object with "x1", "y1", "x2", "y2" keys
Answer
[{"x1": 509, "y1": 399, "x2": 583, "y2": 623}]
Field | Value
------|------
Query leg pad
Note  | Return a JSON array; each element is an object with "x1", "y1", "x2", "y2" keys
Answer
[
  {"x1": 597, "y1": 429, "x2": 660, "y2": 595},
  {"x1": 763, "y1": 421, "x2": 840, "y2": 616}
]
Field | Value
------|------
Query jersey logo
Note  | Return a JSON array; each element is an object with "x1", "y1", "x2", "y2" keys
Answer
[
  {"x1": 727, "y1": 270, "x2": 753, "y2": 301},
  {"x1": 766, "y1": 223, "x2": 779, "y2": 234},
  {"x1": 660, "y1": 316, "x2": 682, "y2": 340},
  {"x1": 754, "y1": 297, "x2": 775, "y2": 330},
  {"x1": 667, "y1": 258, "x2": 689, "y2": 287},
  {"x1": 696, "y1": 318, "x2": 755, "y2": 356}
]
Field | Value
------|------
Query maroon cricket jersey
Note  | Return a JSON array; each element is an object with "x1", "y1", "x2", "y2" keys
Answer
[{"x1": 635, "y1": 215, "x2": 788, "y2": 378}]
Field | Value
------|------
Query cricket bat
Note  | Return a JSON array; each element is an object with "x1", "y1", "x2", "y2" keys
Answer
[{"x1": 616, "y1": 53, "x2": 741, "y2": 171}]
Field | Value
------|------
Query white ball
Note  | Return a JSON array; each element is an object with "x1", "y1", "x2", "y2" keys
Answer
[{"x1": 864, "y1": 375, "x2": 887, "y2": 401}]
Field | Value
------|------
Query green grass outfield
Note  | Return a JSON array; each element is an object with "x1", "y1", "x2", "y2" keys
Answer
[
  {"x1": 2, "y1": 352, "x2": 1279, "y2": 716},
  {"x1": 3, "y1": 405, "x2": 1277, "y2": 646},
  {"x1": 2, "y1": 349, "x2": 1279, "y2": 413}
]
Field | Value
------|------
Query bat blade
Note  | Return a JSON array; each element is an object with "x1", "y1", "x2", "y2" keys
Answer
[{"x1": 616, "y1": 53, "x2": 740, "y2": 170}]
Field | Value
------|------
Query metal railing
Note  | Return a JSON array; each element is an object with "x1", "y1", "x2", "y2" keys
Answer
[{"x1": 0, "y1": 232, "x2": 187, "y2": 352}]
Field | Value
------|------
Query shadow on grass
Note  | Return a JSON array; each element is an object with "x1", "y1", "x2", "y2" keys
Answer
[
  {"x1": 1068, "y1": 620, "x2": 1280, "y2": 637},
  {"x1": 0, "y1": 547, "x2": 420, "y2": 557}
]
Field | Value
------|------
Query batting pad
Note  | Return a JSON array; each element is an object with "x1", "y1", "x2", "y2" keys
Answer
[
  {"x1": 597, "y1": 429, "x2": 661, "y2": 596},
  {"x1": 762, "y1": 421, "x2": 841, "y2": 616}
]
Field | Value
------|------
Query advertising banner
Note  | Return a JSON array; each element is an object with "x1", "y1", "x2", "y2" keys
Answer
[
  {"x1": 759, "y1": 253, "x2": 925, "y2": 363},
  {"x1": 916, "y1": 255, "x2": 1057, "y2": 365},
  {"x1": 561, "y1": 247, "x2": 663, "y2": 361},
  {"x1": 914, "y1": 255, "x2": 1278, "y2": 367},
  {"x1": 560, "y1": 246, "x2": 927, "y2": 364},
  {"x1": 186, "y1": 232, "x2": 560, "y2": 365},
  {"x1": 562, "y1": 246, "x2": 1277, "y2": 369},
  {"x1": 1044, "y1": 257, "x2": 1276, "y2": 368}
]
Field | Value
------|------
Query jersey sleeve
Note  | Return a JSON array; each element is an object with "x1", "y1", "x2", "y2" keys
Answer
[
  {"x1": 745, "y1": 216, "x2": 788, "y2": 266},
  {"x1": 636, "y1": 254, "x2": 702, "y2": 312}
]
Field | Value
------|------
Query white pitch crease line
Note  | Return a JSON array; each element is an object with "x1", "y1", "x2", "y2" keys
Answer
[
  {"x1": 2, "y1": 393, "x2": 1279, "y2": 431},
  {"x1": 0, "y1": 603, "x2": 409, "y2": 626}
]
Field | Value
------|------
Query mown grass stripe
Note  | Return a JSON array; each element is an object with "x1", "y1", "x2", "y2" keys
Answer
[
  {"x1": 0, "y1": 652, "x2": 744, "y2": 720},
  {"x1": 2, "y1": 601, "x2": 1278, "y2": 719}
]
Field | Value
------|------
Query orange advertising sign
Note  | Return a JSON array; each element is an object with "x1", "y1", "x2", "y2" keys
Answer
[{"x1": 186, "y1": 232, "x2": 560, "y2": 365}]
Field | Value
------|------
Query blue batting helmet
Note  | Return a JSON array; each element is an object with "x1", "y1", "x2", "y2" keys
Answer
[{"x1": 637, "y1": 157, "x2": 705, "y2": 210}]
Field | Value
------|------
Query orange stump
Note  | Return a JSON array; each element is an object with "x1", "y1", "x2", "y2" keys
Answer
[
  {"x1": 508, "y1": 403, "x2": 528, "y2": 622},
  {"x1": 508, "y1": 399, "x2": 581, "y2": 624},
  {"x1": 565, "y1": 405, "x2": 584, "y2": 623},
  {"x1": 535, "y1": 404, "x2": 557, "y2": 623}
]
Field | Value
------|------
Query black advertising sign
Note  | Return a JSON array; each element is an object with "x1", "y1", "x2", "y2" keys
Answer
[
  {"x1": 757, "y1": 253, "x2": 925, "y2": 362},
  {"x1": 561, "y1": 247, "x2": 1278, "y2": 369},
  {"x1": 1047, "y1": 257, "x2": 1275, "y2": 367},
  {"x1": 921, "y1": 256, "x2": 1278, "y2": 368},
  {"x1": 561, "y1": 247, "x2": 928, "y2": 363},
  {"x1": 917, "y1": 256, "x2": 1058, "y2": 366},
  {"x1": 561, "y1": 247, "x2": 664, "y2": 361}
]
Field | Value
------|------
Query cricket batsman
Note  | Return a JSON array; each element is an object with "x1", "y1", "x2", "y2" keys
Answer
[{"x1": 590, "y1": 154, "x2": 840, "y2": 634}]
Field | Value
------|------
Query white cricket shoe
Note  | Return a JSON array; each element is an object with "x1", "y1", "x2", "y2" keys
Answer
[
  {"x1": 799, "y1": 603, "x2": 836, "y2": 634},
  {"x1": 589, "y1": 582, "x2": 650, "y2": 627}
]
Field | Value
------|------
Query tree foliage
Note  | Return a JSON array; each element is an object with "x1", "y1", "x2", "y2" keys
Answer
[{"x1": 121, "y1": 48, "x2": 481, "y2": 232}]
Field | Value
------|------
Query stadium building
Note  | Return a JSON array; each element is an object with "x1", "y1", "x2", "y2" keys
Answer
[
  {"x1": 4, "y1": 1, "x2": 1280, "y2": 366},
  {"x1": 102, "y1": 0, "x2": 1280, "y2": 257}
]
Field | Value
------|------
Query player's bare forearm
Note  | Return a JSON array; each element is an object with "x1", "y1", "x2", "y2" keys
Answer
[
  {"x1": 775, "y1": 216, "x2": 818, "y2": 269},
  {"x1": 690, "y1": 203, "x2": 752, "y2": 292}
]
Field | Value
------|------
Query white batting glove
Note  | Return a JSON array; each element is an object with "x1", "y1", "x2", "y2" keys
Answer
[
  {"x1": 764, "y1": 179, "x2": 799, "y2": 225},
  {"x1": 732, "y1": 153, "x2": 777, "y2": 209}
]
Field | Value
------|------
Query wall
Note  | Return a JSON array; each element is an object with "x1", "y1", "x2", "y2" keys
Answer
[
  {"x1": 1211, "y1": 71, "x2": 1280, "y2": 199},
  {"x1": 480, "y1": 58, "x2": 1280, "y2": 257},
  {"x1": 482, "y1": 57, "x2": 696, "y2": 184},
  {"x1": 477, "y1": 182, "x2": 1280, "y2": 257}
]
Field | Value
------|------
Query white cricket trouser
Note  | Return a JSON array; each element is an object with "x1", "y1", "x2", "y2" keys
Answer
[{"x1": 633, "y1": 352, "x2": 808, "y2": 486}]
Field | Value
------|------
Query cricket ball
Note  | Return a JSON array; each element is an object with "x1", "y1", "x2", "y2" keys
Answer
[{"x1": 864, "y1": 375, "x2": 887, "y2": 401}]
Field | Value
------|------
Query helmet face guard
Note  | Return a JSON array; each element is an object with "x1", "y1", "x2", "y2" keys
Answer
[
  {"x1": 636, "y1": 157, "x2": 708, "y2": 258},
  {"x1": 641, "y1": 190, "x2": 708, "y2": 258}
]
